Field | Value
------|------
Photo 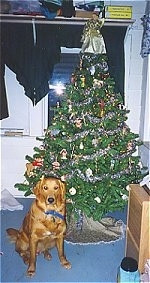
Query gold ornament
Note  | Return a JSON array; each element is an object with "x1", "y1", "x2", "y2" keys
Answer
[
  {"x1": 80, "y1": 75, "x2": 85, "y2": 88},
  {"x1": 100, "y1": 109, "x2": 104, "y2": 117},
  {"x1": 98, "y1": 99, "x2": 105, "y2": 117}
]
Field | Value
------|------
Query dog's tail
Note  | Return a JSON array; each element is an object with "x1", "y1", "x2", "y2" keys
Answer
[{"x1": 6, "y1": 228, "x2": 19, "y2": 243}]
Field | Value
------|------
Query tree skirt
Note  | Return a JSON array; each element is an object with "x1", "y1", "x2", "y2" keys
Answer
[{"x1": 66, "y1": 215, "x2": 126, "y2": 244}]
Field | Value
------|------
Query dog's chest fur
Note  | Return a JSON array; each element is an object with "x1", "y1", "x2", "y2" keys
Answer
[{"x1": 29, "y1": 212, "x2": 66, "y2": 239}]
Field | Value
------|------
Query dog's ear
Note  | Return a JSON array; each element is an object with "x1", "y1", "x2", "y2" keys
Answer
[
  {"x1": 33, "y1": 176, "x2": 44, "y2": 196},
  {"x1": 58, "y1": 180, "x2": 66, "y2": 203},
  {"x1": 32, "y1": 181, "x2": 41, "y2": 196}
]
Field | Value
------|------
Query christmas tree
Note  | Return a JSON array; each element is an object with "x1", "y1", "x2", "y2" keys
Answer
[{"x1": 15, "y1": 14, "x2": 147, "y2": 222}]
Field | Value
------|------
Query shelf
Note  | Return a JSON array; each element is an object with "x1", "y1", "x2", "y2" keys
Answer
[{"x1": 0, "y1": 14, "x2": 135, "y2": 27}]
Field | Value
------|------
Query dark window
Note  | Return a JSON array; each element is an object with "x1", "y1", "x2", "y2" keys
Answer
[{"x1": 48, "y1": 52, "x2": 80, "y2": 125}]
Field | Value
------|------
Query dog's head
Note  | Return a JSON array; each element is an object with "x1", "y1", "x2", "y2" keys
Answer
[{"x1": 33, "y1": 177, "x2": 66, "y2": 209}]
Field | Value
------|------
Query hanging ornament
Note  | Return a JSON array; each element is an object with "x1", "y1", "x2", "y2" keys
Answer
[
  {"x1": 110, "y1": 159, "x2": 115, "y2": 170},
  {"x1": 68, "y1": 103, "x2": 72, "y2": 113},
  {"x1": 69, "y1": 187, "x2": 77, "y2": 196},
  {"x1": 138, "y1": 161, "x2": 143, "y2": 169},
  {"x1": 101, "y1": 73, "x2": 109, "y2": 79},
  {"x1": 79, "y1": 58, "x2": 83, "y2": 70},
  {"x1": 61, "y1": 131, "x2": 66, "y2": 136},
  {"x1": 98, "y1": 99, "x2": 105, "y2": 117},
  {"x1": 89, "y1": 65, "x2": 95, "y2": 75},
  {"x1": 75, "y1": 118, "x2": 82, "y2": 129},
  {"x1": 80, "y1": 75, "x2": 86, "y2": 88},
  {"x1": 92, "y1": 138, "x2": 98, "y2": 147},
  {"x1": 52, "y1": 161, "x2": 60, "y2": 170},
  {"x1": 122, "y1": 125, "x2": 127, "y2": 136},
  {"x1": 39, "y1": 145, "x2": 44, "y2": 150},
  {"x1": 69, "y1": 112, "x2": 75, "y2": 120},
  {"x1": 60, "y1": 149, "x2": 67, "y2": 159},
  {"x1": 93, "y1": 78, "x2": 103, "y2": 88},
  {"x1": 102, "y1": 61, "x2": 109, "y2": 72},
  {"x1": 70, "y1": 73, "x2": 75, "y2": 84},
  {"x1": 81, "y1": 111, "x2": 86, "y2": 124},
  {"x1": 128, "y1": 157, "x2": 132, "y2": 173},
  {"x1": 79, "y1": 141, "x2": 84, "y2": 150},
  {"x1": 61, "y1": 175, "x2": 67, "y2": 182},
  {"x1": 56, "y1": 101, "x2": 60, "y2": 108},
  {"x1": 94, "y1": 196, "x2": 101, "y2": 203},
  {"x1": 86, "y1": 168, "x2": 93, "y2": 178},
  {"x1": 70, "y1": 144, "x2": 75, "y2": 159},
  {"x1": 32, "y1": 157, "x2": 43, "y2": 167},
  {"x1": 118, "y1": 103, "x2": 124, "y2": 110},
  {"x1": 95, "y1": 156, "x2": 98, "y2": 174},
  {"x1": 127, "y1": 141, "x2": 133, "y2": 151},
  {"x1": 121, "y1": 193, "x2": 128, "y2": 201}
]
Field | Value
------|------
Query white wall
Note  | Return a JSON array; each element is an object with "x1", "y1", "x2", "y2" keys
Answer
[
  {"x1": 1, "y1": 0, "x2": 149, "y2": 196},
  {"x1": 123, "y1": 1, "x2": 146, "y2": 133},
  {"x1": 1, "y1": 136, "x2": 41, "y2": 196}
]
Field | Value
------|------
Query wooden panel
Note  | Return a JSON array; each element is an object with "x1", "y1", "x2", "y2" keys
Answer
[
  {"x1": 126, "y1": 184, "x2": 150, "y2": 273},
  {"x1": 126, "y1": 229, "x2": 139, "y2": 262},
  {"x1": 128, "y1": 192, "x2": 142, "y2": 247},
  {"x1": 138, "y1": 201, "x2": 150, "y2": 272}
]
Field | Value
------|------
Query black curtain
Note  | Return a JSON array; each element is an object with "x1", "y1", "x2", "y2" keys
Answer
[
  {"x1": 0, "y1": 22, "x2": 127, "y2": 120},
  {"x1": 1, "y1": 22, "x2": 60, "y2": 119},
  {"x1": 102, "y1": 26, "x2": 127, "y2": 97},
  {"x1": 0, "y1": 59, "x2": 9, "y2": 120}
]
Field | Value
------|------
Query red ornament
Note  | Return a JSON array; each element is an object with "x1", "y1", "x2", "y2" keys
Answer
[
  {"x1": 98, "y1": 99, "x2": 105, "y2": 109},
  {"x1": 32, "y1": 158, "x2": 43, "y2": 167}
]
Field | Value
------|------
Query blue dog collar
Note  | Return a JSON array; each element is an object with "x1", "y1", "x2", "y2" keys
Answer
[{"x1": 45, "y1": 210, "x2": 65, "y2": 220}]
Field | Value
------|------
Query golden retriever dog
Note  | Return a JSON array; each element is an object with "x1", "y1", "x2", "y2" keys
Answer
[{"x1": 6, "y1": 177, "x2": 71, "y2": 277}]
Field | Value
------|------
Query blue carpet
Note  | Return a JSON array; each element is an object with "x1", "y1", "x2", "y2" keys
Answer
[{"x1": 0, "y1": 198, "x2": 127, "y2": 282}]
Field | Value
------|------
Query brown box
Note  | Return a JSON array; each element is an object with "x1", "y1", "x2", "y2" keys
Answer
[
  {"x1": 126, "y1": 184, "x2": 150, "y2": 273},
  {"x1": 75, "y1": 10, "x2": 93, "y2": 19}
]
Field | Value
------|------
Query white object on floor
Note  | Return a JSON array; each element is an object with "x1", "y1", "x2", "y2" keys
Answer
[
  {"x1": 140, "y1": 174, "x2": 149, "y2": 189},
  {"x1": 0, "y1": 189, "x2": 23, "y2": 211},
  {"x1": 140, "y1": 259, "x2": 150, "y2": 283}
]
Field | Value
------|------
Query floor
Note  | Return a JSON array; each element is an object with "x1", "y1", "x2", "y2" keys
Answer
[{"x1": 0, "y1": 198, "x2": 127, "y2": 283}]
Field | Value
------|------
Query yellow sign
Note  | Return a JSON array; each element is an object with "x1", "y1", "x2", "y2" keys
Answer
[{"x1": 105, "y1": 6, "x2": 132, "y2": 19}]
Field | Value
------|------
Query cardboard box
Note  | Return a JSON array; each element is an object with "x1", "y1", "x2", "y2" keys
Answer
[
  {"x1": 75, "y1": 10, "x2": 93, "y2": 18},
  {"x1": 105, "y1": 6, "x2": 132, "y2": 19}
]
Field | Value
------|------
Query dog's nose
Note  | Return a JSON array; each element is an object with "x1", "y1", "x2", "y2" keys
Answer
[{"x1": 47, "y1": 197, "x2": 54, "y2": 204}]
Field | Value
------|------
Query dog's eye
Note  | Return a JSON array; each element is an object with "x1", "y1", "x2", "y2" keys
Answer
[
  {"x1": 54, "y1": 186, "x2": 59, "y2": 190},
  {"x1": 43, "y1": 186, "x2": 48, "y2": 190}
]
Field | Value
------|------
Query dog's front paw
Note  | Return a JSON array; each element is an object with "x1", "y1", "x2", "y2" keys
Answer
[
  {"x1": 43, "y1": 250, "x2": 52, "y2": 261},
  {"x1": 26, "y1": 267, "x2": 36, "y2": 278},
  {"x1": 63, "y1": 261, "x2": 72, "y2": 269},
  {"x1": 61, "y1": 258, "x2": 72, "y2": 269}
]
